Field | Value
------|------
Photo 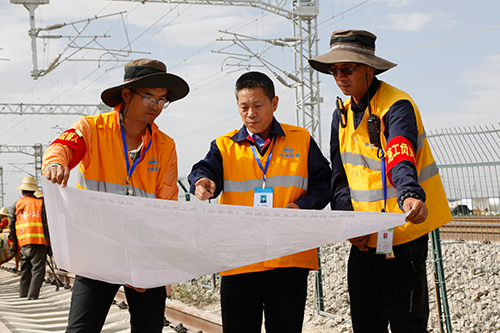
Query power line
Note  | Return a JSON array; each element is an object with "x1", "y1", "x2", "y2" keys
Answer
[{"x1": 381, "y1": 24, "x2": 500, "y2": 55}]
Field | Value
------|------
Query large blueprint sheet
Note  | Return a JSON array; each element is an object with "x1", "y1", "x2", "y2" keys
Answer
[{"x1": 42, "y1": 178, "x2": 406, "y2": 288}]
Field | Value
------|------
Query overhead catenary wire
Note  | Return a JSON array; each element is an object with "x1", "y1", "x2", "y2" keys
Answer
[
  {"x1": 0, "y1": 3, "x2": 278, "y2": 143},
  {"x1": 1, "y1": 2, "x2": 145, "y2": 140},
  {"x1": 5, "y1": 2, "x2": 500, "y2": 157}
]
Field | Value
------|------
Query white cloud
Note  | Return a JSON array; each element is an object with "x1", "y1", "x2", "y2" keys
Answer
[
  {"x1": 382, "y1": 0, "x2": 414, "y2": 8},
  {"x1": 381, "y1": 12, "x2": 433, "y2": 31},
  {"x1": 433, "y1": 12, "x2": 457, "y2": 28},
  {"x1": 458, "y1": 54, "x2": 500, "y2": 113}
]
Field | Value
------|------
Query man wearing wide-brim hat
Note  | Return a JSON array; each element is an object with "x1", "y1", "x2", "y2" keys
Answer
[
  {"x1": 8, "y1": 176, "x2": 51, "y2": 300},
  {"x1": 309, "y1": 29, "x2": 451, "y2": 332},
  {"x1": 42, "y1": 58, "x2": 190, "y2": 332}
]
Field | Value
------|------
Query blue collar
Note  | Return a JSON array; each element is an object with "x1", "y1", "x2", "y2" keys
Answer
[{"x1": 230, "y1": 117, "x2": 286, "y2": 143}]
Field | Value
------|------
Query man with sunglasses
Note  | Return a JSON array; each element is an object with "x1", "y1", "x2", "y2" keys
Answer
[
  {"x1": 309, "y1": 30, "x2": 451, "y2": 332},
  {"x1": 42, "y1": 58, "x2": 189, "y2": 332}
]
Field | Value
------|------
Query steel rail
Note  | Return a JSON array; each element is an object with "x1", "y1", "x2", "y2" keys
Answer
[{"x1": 0, "y1": 262, "x2": 222, "y2": 333}]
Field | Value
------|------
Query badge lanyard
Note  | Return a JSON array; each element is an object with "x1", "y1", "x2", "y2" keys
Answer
[
  {"x1": 120, "y1": 123, "x2": 153, "y2": 195},
  {"x1": 250, "y1": 135, "x2": 277, "y2": 189},
  {"x1": 376, "y1": 146, "x2": 395, "y2": 258},
  {"x1": 379, "y1": 148, "x2": 387, "y2": 212}
]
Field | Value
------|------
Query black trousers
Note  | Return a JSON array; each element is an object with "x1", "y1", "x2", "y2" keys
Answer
[
  {"x1": 66, "y1": 275, "x2": 166, "y2": 333},
  {"x1": 220, "y1": 267, "x2": 309, "y2": 333},
  {"x1": 19, "y1": 244, "x2": 47, "y2": 299},
  {"x1": 348, "y1": 235, "x2": 430, "y2": 333}
]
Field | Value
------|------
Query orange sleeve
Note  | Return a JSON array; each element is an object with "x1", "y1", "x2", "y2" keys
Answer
[
  {"x1": 42, "y1": 117, "x2": 93, "y2": 173},
  {"x1": 157, "y1": 144, "x2": 179, "y2": 201}
]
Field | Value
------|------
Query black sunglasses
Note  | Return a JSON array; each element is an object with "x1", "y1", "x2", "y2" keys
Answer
[{"x1": 327, "y1": 63, "x2": 362, "y2": 76}]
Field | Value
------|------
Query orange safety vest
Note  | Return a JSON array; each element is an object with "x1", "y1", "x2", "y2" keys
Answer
[
  {"x1": 43, "y1": 105, "x2": 178, "y2": 200},
  {"x1": 217, "y1": 123, "x2": 319, "y2": 276},
  {"x1": 15, "y1": 196, "x2": 47, "y2": 247},
  {"x1": 339, "y1": 81, "x2": 451, "y2": 247}
]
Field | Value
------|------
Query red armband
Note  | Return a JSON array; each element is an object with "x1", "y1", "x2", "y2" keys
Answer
[
  {"x1": 386, "y1": 136, "x2": 417, "y2": 187},
  {"x1": 50, "y1": 128, "x2": 87, "y2": 170}
]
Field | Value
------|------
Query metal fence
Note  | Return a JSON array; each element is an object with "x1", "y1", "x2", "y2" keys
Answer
[{"x1": 426, "y1": 124, "x2": 500, "y2": 332}]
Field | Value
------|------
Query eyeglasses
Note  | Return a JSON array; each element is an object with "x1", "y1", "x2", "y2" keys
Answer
[
  {"x1": 134, "y1": 91, "x2": 170, "y2": 109},
  {"x1": 327, "y1": 63, "x2": 362, "y2": 76}
]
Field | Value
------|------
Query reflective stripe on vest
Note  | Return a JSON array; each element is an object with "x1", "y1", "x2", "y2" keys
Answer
[
  {"x1": 223, "y1": 175, "x2": 308, "y2": 193},
  {"x1": 77, "y1": 175, "x2": 156, "y2": 198},
  {"x1": 341, "y1": 156, "x2": 439, "y2": 203}
]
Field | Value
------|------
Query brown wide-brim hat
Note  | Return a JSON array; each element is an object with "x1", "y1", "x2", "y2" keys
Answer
[
  {"x1": 15, "y1": 176, "x2": 38, "y2": 192},
  {"x1": 309, "y1": 29, "x2": 397, "y2": 75},
  {"x1": 101, "y1": 58, "x2": 190, "y2": 107}
]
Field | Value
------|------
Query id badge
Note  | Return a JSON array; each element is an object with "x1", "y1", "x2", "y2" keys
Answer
[
  {"x1": 117, "y1": 187, "x2": 134, "y2": 196},
  {"x1": 254, "y1": 187, "x2": 273, "y2": 208},
  {"x1": 376, "y1": 228, "x2": 394, "y2": 255}
]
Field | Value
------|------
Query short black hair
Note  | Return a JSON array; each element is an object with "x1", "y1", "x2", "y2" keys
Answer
[{"x1": 235, "y1": 71, "x2": 275, "y2": 102}]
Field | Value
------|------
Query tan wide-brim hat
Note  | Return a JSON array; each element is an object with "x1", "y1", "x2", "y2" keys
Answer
[
  {"x1": 101, "y1": 58, "x2": 190, "y2": 107},
  {"x1": 34, "y1": 189, "x2": 44, "y2": 198},
  {"x1": 0, "y1": 207, "x2": 11, "y2": 217},
  {"x1": 15, "y1": 176, "x2": 38, "y2": 192},
  {"x1": 308, "y1": 29, "x2": 397, "y2": 75}
]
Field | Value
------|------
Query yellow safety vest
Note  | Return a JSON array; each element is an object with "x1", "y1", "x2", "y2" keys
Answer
[
  {"x1": 339, "y1": 81, "x2": 451, "y2": 247},
  {"x1": 218, "y1": 123, "x2": 318, "y2": 275},
  {"x1": 15, "y1": 196, "x2": 47, "y2": 247}
]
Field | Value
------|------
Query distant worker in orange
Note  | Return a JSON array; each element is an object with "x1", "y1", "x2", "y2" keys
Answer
[
  {"x1": 43, "y1": 58, "x2": 189, "y2": 333},
  {"x1": 1, "y1": 206, "x2": 21, "y2": 271},
  {"x1": 0, "y1": 206, "x2": 11, "y2": 231},
  {"x1": 8, "y1": 176, "x2": 51, "y2": 300}
]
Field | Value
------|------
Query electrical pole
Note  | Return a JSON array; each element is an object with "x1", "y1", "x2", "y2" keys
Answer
[
  {"x1": 10, "y1": 0, "x2": 49, "y2": 78},
  {"x1": 11, "y1": 0, "x2": 138, "y2": 79},
  {"x1": 0, "y1": 167, "x2": 4, "y2": 208},
  {"x1": 0, "y1": 144, "x2": 45, "y2": 189}
]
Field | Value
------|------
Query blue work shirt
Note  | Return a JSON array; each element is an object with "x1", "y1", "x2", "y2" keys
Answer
[{"x1": 189, "y1": 117, "x2": 332, "y2": 210}]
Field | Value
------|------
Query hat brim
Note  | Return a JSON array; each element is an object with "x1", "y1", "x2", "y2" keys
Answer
[
  {"x1": 101, "y1": 72, "x2": 190, "y2": 107},
  {"x1": 309, "y1": 49, "x2": 397, "y2": 75},
  {"x1": 16, "y1": 184, "x2": 38, "y2": 191},
  {"x1": 0, "y1": 208, "x2": 11, "y2": 217}
]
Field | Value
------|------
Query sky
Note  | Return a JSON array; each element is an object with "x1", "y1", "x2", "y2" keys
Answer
[{"x1": 1, "y1": 0, "x2": 500, "y2": 208}]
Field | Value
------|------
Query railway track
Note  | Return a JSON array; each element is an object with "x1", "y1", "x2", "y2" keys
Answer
[
  {"x1": 438, "y1": 216, "x2": 500, "y2": 243},
  {"x1": 0, "y1": 262, "x2": 222, "y2": 333},
  {"x1": 1, "y1": 217, "x2": 497, "y2": 332}
]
